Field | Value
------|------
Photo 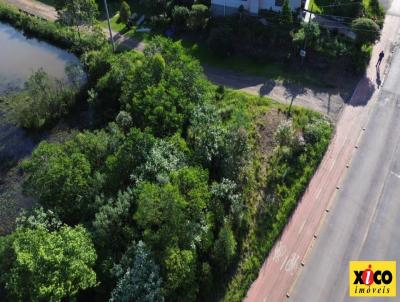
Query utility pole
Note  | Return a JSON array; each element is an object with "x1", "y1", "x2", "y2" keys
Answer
[
  {"x1": 103, "y1": 0, "x2": 115, "y2": 51},
  {"x1": 224, "y1": 0, "x2": 226, "y2": 16}
]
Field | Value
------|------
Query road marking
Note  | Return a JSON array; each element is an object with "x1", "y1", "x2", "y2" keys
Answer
[
  {"x1": 316, "y1": 187, "x2": 323, "y2": 199},
  {"x1": 390, "y1": 171, "x2": 400, "y2": 179},
  {"x1": 298, "y1": 220, "x2": 306, "y2": 234},
  {"x1": 280, "y1": 255, "x2": 289, "y2": 271},
  {"x1": 284, "y1": 253, "x2": 300, "y2": 275},
  {"x1": 330, "y1": 157, "x2": 337, "y2": 171},
  {"x1": 273, "y1": 242, "x2": 287, "y2": 263}
]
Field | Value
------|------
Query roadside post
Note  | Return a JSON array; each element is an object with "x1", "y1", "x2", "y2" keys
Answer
[{"x1": 103, "y1": 0, "x2": 115, "y2": 51}]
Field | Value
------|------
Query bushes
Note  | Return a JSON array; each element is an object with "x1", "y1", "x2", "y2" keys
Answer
[
  {"x1": 9, "y1": 69, "x2": 77, "y2": 129},
  {"x1": 172, "y1": 6, "x2": 190, "y2": 31},
  {"x1": 119, "y1": 1, "x2": 131, "y2": 24},
  {"x1": 0, "y1": 2, "x2": 106, "y2": 55},
  {"x1": 187, "y1": 4, "x2": 209, "y2": 32},
  {"x1": 4, "y1": 27, "x2": 334, "y2": 302},
  {"x1": 223, "y1": 114, "x2": 333, "y2": 301},
  {"x1": 352, "y1": 43, "x2": 373, "y2": 74},
  {"x1": 207, "y1": 26, "x2": 234, "y2": 57},
  {"x1": 351, "y1": 17, "x2": 380, "y2": 45},
  {"x1": 0, "y1": 224, "x2": 97, "y2": 302}
]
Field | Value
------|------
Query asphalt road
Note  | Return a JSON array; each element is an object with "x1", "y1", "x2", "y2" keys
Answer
[{"x1": 288, "y1": 12, "x2": 400, "y2": 302}]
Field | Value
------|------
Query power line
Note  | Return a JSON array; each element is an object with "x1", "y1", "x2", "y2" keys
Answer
[{"x1": 312, "y1": 1, "x2": 363, "y2": 9}]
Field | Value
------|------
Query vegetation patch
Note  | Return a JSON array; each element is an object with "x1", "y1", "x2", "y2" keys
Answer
[
  {"x1": 0, "y1": 2, "x2": 106, "y2": 55},
  {"x1": 0, "y1": 29, "x2": 332, "y2": 302}
]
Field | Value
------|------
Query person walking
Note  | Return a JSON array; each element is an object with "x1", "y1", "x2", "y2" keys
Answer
[{"x1": 376, "y1": 50, "x2": 385, "y2": 68}]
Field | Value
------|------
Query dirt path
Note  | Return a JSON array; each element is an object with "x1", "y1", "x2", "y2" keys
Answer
[{"x1": 2, "y1": 0, "x2": 57, "y2": 20}]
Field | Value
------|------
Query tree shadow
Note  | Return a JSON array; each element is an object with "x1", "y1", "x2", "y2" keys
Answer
[
  {"x1": 347, "y1": 76, "x2": 376, "y2": 107},
  {"x1": 259, "y1": 80, "x2": 275, "y2": 96},
  {"x1": 282, "y1": 80, "x2": 306, "y2": 114}
]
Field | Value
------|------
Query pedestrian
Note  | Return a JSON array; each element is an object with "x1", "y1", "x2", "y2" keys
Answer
[{"x1": 376, "y1": 50, "x2": 385, "y2": 68}]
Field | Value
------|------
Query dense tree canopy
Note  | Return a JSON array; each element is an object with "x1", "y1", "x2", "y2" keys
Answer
[
  {"x1": 0, "y1": 224, "x2": 97, "y2": 302},
  {"x1": 110, "y1": 241, "x2": 164, "y2": 302},
  {"x1": 0, "y1": 35, "x2": 334, "y2": 302}
]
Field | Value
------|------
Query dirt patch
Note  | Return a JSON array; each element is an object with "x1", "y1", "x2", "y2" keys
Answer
[
  {"x1": 0, "y1": 166, "x2": 35, "y2": 235},
  {"x1": 256, "y1": 108, "x2": 286, "y2": 162}
]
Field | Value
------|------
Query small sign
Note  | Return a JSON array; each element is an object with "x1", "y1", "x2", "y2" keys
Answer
[{"x1": 300, "y1": 49, "x2": 306, "y2": 58}]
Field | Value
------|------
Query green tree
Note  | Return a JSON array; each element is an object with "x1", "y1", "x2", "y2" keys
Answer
[
  {"x1": 92, "y1": 189, "x2": 135, "y2": 254},
  {"x1": 172, "y1": 6, "x2": 190, "y2": 31},
  {"x1": 121, "y1": 38, "x2": 210, "y2": 136},
  {"x1": 212, "y1": 221, "x2": 237, "y2": 271},
  {"x1": 0, "y1": 225, "x2": 97, "y2": 302},
  {"x1": 369, "y1": 0, "x2": 384, "y2": 17},
  {"x1": 187, "y1": 4, "x2": 209, "y2": 32},
  {"x1": 56, "y1": 0, "x2": 99, "y2": 36},
  {"x1": 104, "y1": 128, "x2": 155, "y2": 191},
  {"x1": 351, "y1": 17, "x2": 380, "y2": 45},
  {"x1": 134, "y1": 167, "x2": 210, "y2": 254},
  {"x1": 163, "y1": 248, "x2": 197, "y2": 301},
  {"x1": 280, "y1": 0, "x2": 293, "y2": 26},
  {"x1": 293, "y1": 21, "x2": 320, "y2": 48},
  {"x1": 15, "y1": 207, "x2": 62, "y2": 232},
  {"x1": 110, "y1": 241, "x2": 164, "y2": 302},
  {"x1": 134, "y1": 182, "x2": 188, "y2": 252},
  {"x1": 134, "y1": 138, "x2": 187, "y2": 184},
  {"x1": 10, "y1": 69, "x2": 75, "y2": 129},
  {"x1": 22, "y1": 142, "x2": 97, "y2": 222},
  {"x1": 119, "y1": 1, "x2": 131, "y2": 24},
  {"x1": 92, "y1": 51, "x2": 142, "y2": 112}
]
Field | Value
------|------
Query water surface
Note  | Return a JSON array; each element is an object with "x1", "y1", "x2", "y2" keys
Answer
[
  {"x1": 0, "y1": 22, "x2": 82, "y2": 234},
  {"x1": 0, "y1": 22, "x2": 79, "y2": 94},
  {"x1": 0, "y1": 21, "x2": 80, "y2": 173}
]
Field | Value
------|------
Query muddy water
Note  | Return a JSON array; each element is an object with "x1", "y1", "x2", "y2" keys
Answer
[
  {"x1": 0, "y1": 22, "x2": 79, "y2": 169},
  {"x1": 0, "y1": 22, "x2": 80, "y2": 234},
  {"x1": 0, "y1": 22, "x2": 79, "y2": 93}
]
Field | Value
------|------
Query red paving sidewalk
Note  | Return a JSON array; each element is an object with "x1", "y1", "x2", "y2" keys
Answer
[{"x1": 244, "y1": 11, "x2": 400, "y2": 302}]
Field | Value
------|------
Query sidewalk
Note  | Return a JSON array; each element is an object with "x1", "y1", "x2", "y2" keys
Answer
[{"x1": 244, "y1": 3, "x2": 400, "y2": 301}]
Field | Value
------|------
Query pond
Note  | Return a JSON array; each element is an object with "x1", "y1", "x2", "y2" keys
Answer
[
  {"x1": 0, "y1": 22, "x2": 80, "y2": 93},
  {"x1": 0, "y1": 22, "x2": 80, "y2": 234}
]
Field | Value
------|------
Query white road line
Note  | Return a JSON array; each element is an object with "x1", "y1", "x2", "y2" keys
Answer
[{"x1": 390, "y1": 171, "x2": 400, "y2": 179}]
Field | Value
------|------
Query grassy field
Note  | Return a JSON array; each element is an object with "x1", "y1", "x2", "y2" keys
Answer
[
  {"x1": 215, "y1": 89, "x2": 333, "y2": 301},
  {"x1": 101, "y1": 13, "x2": 126, "y2": 33},
  {"x1": 180, "y1": 39, "x2": 334, "y2": 88}
]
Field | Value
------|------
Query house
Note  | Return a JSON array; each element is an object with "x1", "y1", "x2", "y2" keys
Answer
[{"x1": 211, "y1": 0, "x2": 303, "y2": 16}]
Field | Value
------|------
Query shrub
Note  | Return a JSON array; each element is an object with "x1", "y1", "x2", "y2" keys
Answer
[
  {"x1": 9, "y1": 69, "x2": 76, "y2": 129},
  {"x1": 187, "y1": 4, "x2": 209, "y2": 32},
  {"x1": 280, "y1": 0, "x2": 293, "y2": 26},
  {"x1": 207, "y1": 26, "x2": 234, "y2": 57},
  {"x1": 172, "y1": 6, "x2": 190, "y2": 31},
  {"x1": 368, "y1": 0, "x2": 385, "y2": 18},
  {"x1": 119, "y1": 1, "x2": 131, "y2": 24},
  {"x1": 352, "y1": 43, "x2": 373, "y2": 73},
  {"x1": 351, "y1": 17, "x2": 380, "y2": 45},
  {"x1": 0, "y1": 2, "x2": 106, "y2": 55}
]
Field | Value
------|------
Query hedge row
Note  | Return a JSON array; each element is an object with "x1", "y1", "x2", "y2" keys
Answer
[{"x1": 0, "y1": 2, "x2": 106, "y2": 55}]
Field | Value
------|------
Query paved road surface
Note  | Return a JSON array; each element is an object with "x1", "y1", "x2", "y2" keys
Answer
[
  {"x1": 244, "y1": 0, "x2": 400, "y2": 300},
  {"x1": 288, "y1": 2, "x2": 400, "y2": 302}
]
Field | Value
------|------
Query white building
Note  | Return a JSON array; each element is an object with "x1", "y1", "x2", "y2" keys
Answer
[{"x1": 211, "y1": 0, "x2": 303, "y2": 15}]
